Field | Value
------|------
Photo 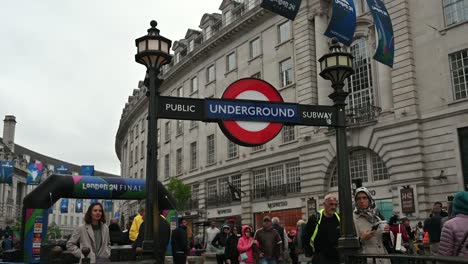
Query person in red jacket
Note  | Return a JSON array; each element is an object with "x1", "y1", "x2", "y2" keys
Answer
[
  {"x1": 237, "y1": 225, "x2": 258, "y2": 264},
  {"x1": 388, "y1": 215, "x2": 409, "y2": 253}
]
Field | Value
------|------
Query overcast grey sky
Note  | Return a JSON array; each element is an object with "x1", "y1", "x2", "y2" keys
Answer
[{"x1": 0, "y1": 0, "x2": 221, "y2": 175}]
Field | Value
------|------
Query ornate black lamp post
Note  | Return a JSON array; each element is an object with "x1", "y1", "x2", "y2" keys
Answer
[
  {"x1": 135, "y1": 20, "x2": 172, "y2": 262},
  {"x1": 319, "y1": 38, "x2": 360, "y2": 257}
]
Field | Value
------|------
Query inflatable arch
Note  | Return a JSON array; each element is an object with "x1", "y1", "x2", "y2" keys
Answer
[{"x1": 20, "y1": 174, "x2": 176, "y2": 263}]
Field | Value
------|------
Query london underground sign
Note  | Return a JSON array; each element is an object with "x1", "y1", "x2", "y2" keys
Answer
[
  {"x1": 157, "y1": 78, "x2": 337, "y2": 146},
  {"x1": 212, "y1": 78, "x2": 286, "y2": 146}
]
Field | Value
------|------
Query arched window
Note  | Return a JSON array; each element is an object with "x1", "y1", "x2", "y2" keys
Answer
[{"x1": 328, "y1": 149, "x2": 389, "y2": 188}]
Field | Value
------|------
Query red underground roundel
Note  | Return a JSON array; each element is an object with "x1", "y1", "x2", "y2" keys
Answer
[{"x1": 219, "y1": 78, "x2": 284, "y2": 146}]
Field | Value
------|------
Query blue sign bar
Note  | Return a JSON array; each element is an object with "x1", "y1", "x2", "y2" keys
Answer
[{"x1": 206, "y1": 99, "x2": 299, "y2": 123}]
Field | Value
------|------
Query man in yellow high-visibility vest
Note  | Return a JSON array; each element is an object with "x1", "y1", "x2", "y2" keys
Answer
[{"x1": 306, "y1": 194, "x2": 340, "y2": 264}]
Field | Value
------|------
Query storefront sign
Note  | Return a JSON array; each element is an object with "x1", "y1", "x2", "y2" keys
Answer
[
  {"x1": 267, "y1": 201, "x2": 288, "y2": 209},
  {"x1": 207, "y1": 206, "x2": 241, "y2": 218},
  {"x1": 253, "y1": 197, "x2": 302, "y2": 212},
  {"x1": 400, "y1": 188, "x2": 415, "y2": 214}
]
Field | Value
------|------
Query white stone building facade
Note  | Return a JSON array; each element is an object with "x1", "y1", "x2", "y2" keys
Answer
[{"x1": 115, "y1": 0, "x2": 468, "y2": 232}]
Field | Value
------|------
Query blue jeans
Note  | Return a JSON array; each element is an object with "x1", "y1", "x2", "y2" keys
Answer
[{"x1": 259, "y1": 258, "x2": 277, "y2": 264}]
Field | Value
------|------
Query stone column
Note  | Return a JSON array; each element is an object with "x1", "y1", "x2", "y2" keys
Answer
[{"x1": 315, "y1": 9, "x2": 333, "y2": 106}]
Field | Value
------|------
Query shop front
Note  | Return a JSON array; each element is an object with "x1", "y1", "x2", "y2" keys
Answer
[
  {"x1": 207, "y1": 205, "x2": 242, "y2": 228},
  {"x1": 252, "y1": 198, "x2": 303, "y2": 233}
]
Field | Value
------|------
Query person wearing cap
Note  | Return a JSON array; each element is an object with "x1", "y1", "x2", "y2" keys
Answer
[
  {"x1": 212, "y1": 224, "x2": 231, "y2": 264},
  {"x1": 306, "y1": 194, "x2": 340, "y2": 264},
  {"x1": 254, "y1": 216, "x2": 283, "y2": 264},
  {"x1": 353, "y1": 187, "x2": 391, "y2": 264},
  {"x1": 438, "y1": 191, "x2": 468, "y2": 257}
]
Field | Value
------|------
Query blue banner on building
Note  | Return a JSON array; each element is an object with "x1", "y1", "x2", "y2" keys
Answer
[
  {"x1": 104, "y1": 200, "x2": 113, "y2": 212},
  {"x1": 27, "y1": 162, "x2": 43, "y2": 185},
  {"x1": 81, "y1": 165, "x2": 94, "y2": 176},
  {"x1": 260, "y1": 0, "x2": 302, "y2": 20},
  {"x1": 324, "y1": 0, "x2": 356, "y2": 46},
  {"x1": 0, "y1": 160, "x2": 15, "y2": 184},
  {"x1": 55, "y1": 164, "x2": 71, "y2": 175},
  {"x1": 75, "y1": 199, "x2": 83, "y2": 213},
  {"x1": 60, "y1": 199, "x2": 69, "y2": 213},
  {"x1": 366, "y1": 0, "x2": 394, "y2": 67},
  {"x1": 90, "y1": 198, "x2": 98, "y2": 204}
]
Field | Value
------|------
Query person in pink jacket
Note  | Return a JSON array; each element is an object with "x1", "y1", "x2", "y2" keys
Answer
[
  {"x1": 438, "y1": 191, "x2": 468, "y2": 257},
  {"x1": 237, "y1": 225, "x2": 258, "y2": 264}
]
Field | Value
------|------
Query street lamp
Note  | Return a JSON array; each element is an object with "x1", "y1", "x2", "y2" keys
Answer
[
  {"x1": 318, "y1": 38, "x2": 360, "y2": 257},
  {"x1": 135, "y1": 20, "x2": 172, "y2": 262}
]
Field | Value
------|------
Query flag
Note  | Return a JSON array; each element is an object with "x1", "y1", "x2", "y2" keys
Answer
[
  {"x1": 55, "y1": 164, "x2": 71, "y2": 175},
  {"x1": 27, "y1": 161, "x2": 43, "y2": 185},
  {"x1": 60, "y1": 199, "x2": 69, "y2": 213},
  {"x1": 104, "y1": 200, "x2": 113, "y2": 212},
  {"x1": 366, "y1": 0, "x2": 394, "y2": 67},
  {"x1": 260, "y1": 0, "x2": 302, "y2": 20},
  {"x1": 75, "y1": 199, "x2": 83, "y2": 213},
  {"x1": 0, "y1": 161, "x2": 15, "y2": 184},
  {"x1": 324, "y1": 0, "x2": 357, "y2": 46},
  {"x1": 228, "y1": 181, "x2": 243, "y2": 201},
  {"x1": 81, "y1": 165, "x2": 94, "y2": 176}
]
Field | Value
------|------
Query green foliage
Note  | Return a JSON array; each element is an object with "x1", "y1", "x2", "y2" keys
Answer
[
  {"x1": 45, "y1": 222, "x2": 62, "y2": 242},
  {"x1": 166, "y1": 177, "x2": 191, "y2": 211}
]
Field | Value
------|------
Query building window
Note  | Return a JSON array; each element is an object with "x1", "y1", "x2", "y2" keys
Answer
[
  {"x1": 190, "y1": 142, "x2": 198, "y2": 170},
  {"x1": 348, "y1": 38, "x2": 374, "y2": 109},
  {"x1": 224, "y1": 10, "x2": 233, "y2": 25},
  {"x1": 252, "y1": 144, "x2": 265, "y2": 152},
  {"x1": 135, "y1": 145, "x2": 139, "y2": 163},
  {"x1": 286, "y1": 161, "x2": 301, "y2": 193},
  {"x1": 329, "y1": 149, "x2": 389, "y2": 187},
  {"x1": 278, "y1": 21, "x2": 291, "y2": 43},
  {"x1": 140, "y1": 168, "x2": 144, "y2": 179},
  {"x1": 176, "y1": 148, "x2": 183, "y2": 175},
  {"x1": 189, "y1": 39, "x2": 195, "y2": 52},
  {"x1": 177, "y1": 86, "x2": 183, "y2": 97},
  {"x1": 135, "y1": 124, "x2": 139, "y2": 138},
  {"x1": 252, "y1": 168, "x2": 266, "y2": 199},
  {"x1": 207, "y1": 65, "x2": 216, "y2": 83},
  {"x1": 164, "y1": 154, "x2": 170, "y2": 179},
  {"x1": 253, "y1": 160, "x2": 301, "y2": 199},
  {"x1": 141, "y1": 141, "x2": 145, "y2": 159},
  {"x1": 207, "y1": 180, "x2": 218, "y2": 199},
  {"x1": 130, "y1": 150, "x2": 134, "y2": 165},
  {"x1": 280, "y1": 58, "x2": 293, "y2": 87},
  {"x1": 227, "y1": 140, "x2": 239, "y2": 159},
  {"x1": 174, "y1": 52, "x2": 181, "y2": 64},
  {"x1": 191, "y1": 76, "x2": 198, "y2": 93},
  {"x1": 141, "y1": 118, "x2": 145, "y2": 133},
  {"x1": 165, "y1": 122, "x2": 171, "y2": 142},
  {"x1": 226, "y1": 52, "x2": 237, "y2": 72},
  {"x1": 250, "y1": 37, "x2": 261, "y2": 58},
  {"x1": 176, "y1": 120, "x2": 184, "y2": 135},
  {"x1": 190, "y1": 120, "x2": 198, "y2": 128},
  {"x1": 443, "y1": 0, "x2": 468, "y2": 26},
  {"x1": 449, "y1": 49, "x2": 468, "y2": 100},
  {"x1": 251, "y1": 72, "x2": 261, "y2": 79},
  {"x1": 207, "y1": 134, "x2": 216, "y2": 165},
  {"x1": 282, "y1": 126, "x2": 295, "y2": 143}
]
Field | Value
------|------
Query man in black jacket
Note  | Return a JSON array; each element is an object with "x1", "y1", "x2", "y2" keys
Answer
[
  {"x1": 303, "y1": 194, "x2": 340, "y2": 264},
  {"x1": 171, "y1": 217, "x2": 188, "y2": 264}
]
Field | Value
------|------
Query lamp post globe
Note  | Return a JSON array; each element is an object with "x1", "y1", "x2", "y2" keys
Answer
[
  {"x1": 319, "y1": 38, "x2": 360, "y2": 258},
  {"x1": 135, "y1": 20, "x2": 172, "y2": 263}
]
